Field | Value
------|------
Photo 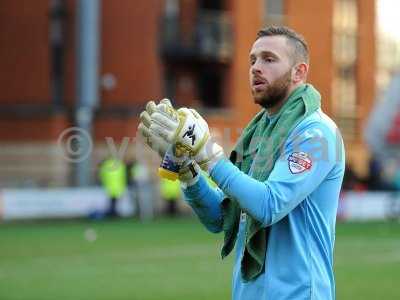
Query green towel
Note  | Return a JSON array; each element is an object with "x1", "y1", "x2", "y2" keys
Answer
[{"x1": 221, "y1": 84, "x2": 321, "y2": 282}]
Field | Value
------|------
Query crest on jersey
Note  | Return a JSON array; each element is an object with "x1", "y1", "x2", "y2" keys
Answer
[{"x1": 288, "y1": 152, "x2": 312, "y2": 174}]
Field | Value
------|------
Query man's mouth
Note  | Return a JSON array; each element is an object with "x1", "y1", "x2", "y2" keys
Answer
[{"x1": 252, "y1": 77, "x2": 268, "y2": 90}]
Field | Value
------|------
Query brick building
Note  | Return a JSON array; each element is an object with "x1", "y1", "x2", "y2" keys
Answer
[{"x1": 0, "y1": 0, "x2": 387, "y2": 186}]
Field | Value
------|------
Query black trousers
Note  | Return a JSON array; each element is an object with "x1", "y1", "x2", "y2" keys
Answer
[{"x1": 106, "y1": 197, "x2": 118, "y2": 217}]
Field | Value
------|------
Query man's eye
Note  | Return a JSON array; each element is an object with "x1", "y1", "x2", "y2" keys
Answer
[{"x1": 265, "y1": 57, "x2": 274, "y2": 63}]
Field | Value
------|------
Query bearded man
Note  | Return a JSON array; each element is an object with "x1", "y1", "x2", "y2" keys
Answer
[{"x1": 139, "y1": 26, "x2": 345, "y2": 300}]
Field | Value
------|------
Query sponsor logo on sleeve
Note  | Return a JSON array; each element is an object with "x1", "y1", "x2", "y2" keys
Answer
[{"x1": 288, "y1": 152, "x2": 312, "y2": 174}]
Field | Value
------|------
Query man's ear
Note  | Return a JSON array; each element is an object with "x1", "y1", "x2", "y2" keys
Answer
[{"x1": 292, "y1": 63, "x2": 308, "y2": 83}]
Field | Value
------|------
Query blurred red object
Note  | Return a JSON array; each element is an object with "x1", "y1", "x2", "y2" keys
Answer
[{"x1": 386, "y1": 112, "x2": 400, "y2": 145}]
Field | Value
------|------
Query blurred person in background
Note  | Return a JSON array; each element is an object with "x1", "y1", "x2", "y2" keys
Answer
[
  {"x1": 126, "y1": 159, "x2": 139, "y2": 216},
  {"x1": 139, "y1": 26, "x2": 345, "y2": 299},
  {"x1": 128, "y1": 158, "x2": 154, "y2": 221},
  {"x1": 160, "y1": 177, "x2": 181, "y2": 217},
  {"x1": 365, "y1": 72, "x2": 400, "y2": 191},
  {"x1": 342, "y1": 163, "x2": 365, "y2": 191},
  {"x1": 99, "y1": 157, "x2": 127, "y2": 218},
  {"x1": 363, "y1": 157, "x2": 396, "y2": 191}
]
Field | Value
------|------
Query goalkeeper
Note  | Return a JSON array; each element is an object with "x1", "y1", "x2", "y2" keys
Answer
[{"x1": 138, "y1": 26, "x2": 345, "y2": 300}]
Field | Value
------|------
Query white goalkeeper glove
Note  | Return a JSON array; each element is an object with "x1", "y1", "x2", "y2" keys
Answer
[
  {"x1": 149, "y1": 104, "x2": 224, "y2": 173},
  {"x1": 138, "y1": 99, "x2": 172, "y2": 157},
  {"x1": 159, "y1": 144, "x2": 202, "y2": 185},
  {"x1": 138, "y1": 99, "x2": 202, "y2": 183}
]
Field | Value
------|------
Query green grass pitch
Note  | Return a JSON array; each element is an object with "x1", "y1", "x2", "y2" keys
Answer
[{"x1": 0, "y1": 218, "x2": 399, "y2": 299}]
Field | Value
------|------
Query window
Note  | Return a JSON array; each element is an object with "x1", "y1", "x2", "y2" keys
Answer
[
  {"x1": 199, "y1": 0, "x2": 223, "y2": 10},
  {"x1": 264, "y1": 0, "x2": 284, "y2": 25},
  {"x1": 332, "y1": 0, "x2": 358, "y2": 140},
  {"x1": 197, "y1": 65, "x2": 224, "y2": 107}
]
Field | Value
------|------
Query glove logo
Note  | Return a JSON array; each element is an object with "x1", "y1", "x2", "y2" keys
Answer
[
  {"x1": 182, "y1": 124, "x2": 196, "y2": 146},
  {"x1": 188, "y1": 162, "x2": 199, "y2": 178},
  {"x1": 288, "y1": 152, "x2": 312, "y2": 174}
]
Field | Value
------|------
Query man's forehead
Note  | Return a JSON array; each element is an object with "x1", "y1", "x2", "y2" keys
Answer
[{"x1": 250, "y1": 35, "x2": 290, "y2": 56}]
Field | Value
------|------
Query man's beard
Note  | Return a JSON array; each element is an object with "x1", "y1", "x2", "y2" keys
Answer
[{"x1": 253, "y1": 70, "x2": 292, "y2": 109}]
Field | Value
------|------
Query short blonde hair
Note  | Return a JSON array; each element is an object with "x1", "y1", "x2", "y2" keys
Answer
[{"x1": 257, "y1": 26, "x2": 309, "y2": 65}]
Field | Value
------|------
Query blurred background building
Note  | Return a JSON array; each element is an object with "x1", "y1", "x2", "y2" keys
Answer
[{"x1": 0, "y1": 0, "x2": 399, "y2": 189}]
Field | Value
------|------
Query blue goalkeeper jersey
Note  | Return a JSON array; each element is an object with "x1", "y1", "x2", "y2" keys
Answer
[{"x1": 183, "y1": 109, "x2": 345, "y2": 300}]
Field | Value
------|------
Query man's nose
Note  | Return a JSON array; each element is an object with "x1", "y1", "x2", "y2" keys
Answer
[{"x1": 251, "y1": 61, "x2": 262, "y2": 75}]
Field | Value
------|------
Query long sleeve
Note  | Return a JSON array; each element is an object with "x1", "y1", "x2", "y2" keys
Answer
[
  {"x1": 182, "y1": 175, "x2": 224, "y2": 233},
  {"x1": 210, "y1": 121, "x2": 342, "y2": 227}
]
